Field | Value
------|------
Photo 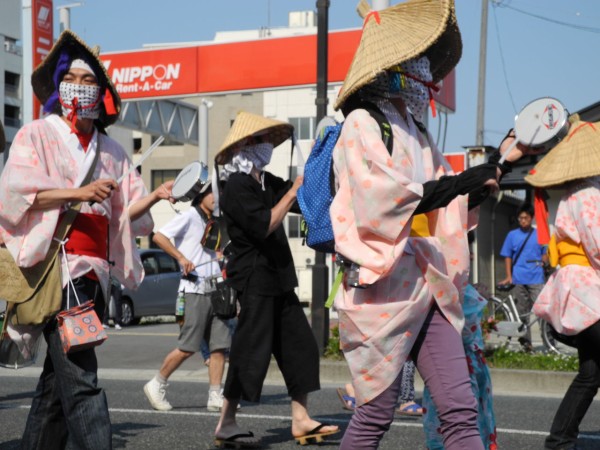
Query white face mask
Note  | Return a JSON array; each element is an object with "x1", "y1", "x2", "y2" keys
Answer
[{"x1": 59, "y1": 82, "x2": 102, "y2": 120}]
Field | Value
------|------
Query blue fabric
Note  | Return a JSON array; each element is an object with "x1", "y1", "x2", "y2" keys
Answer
[
  {"x1": 422, "y1": 285, "x2": 497, "y2": 450},
  {"x1": 500, "y1": 227, "x2": 546, "y2": 285},
  {"x1": 297, "y1": 122, "x2": 343, "y2": 253}
]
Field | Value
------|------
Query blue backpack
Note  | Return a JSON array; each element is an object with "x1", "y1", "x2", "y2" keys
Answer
[{"x1": 297, "y1": 103, "x2": 394, "y2": 253}]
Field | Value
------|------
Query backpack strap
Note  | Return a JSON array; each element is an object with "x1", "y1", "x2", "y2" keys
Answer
[{"x1": 356, "y1": 101, "x2": 394, "y2": 156}]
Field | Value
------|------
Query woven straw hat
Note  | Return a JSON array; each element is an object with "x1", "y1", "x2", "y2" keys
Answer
[
  {"x1": 31, "y1": 30, "x2": 121, "y2": 128},
  {"x1": 334, "y1": 0, "x2": 462, "y2": 111},
  {"x1": 214, "y1": 111, "x2": 293, "y2": 165},
  {"x1": 526, "y1": 116, "x2": 600, "y2": 188}
]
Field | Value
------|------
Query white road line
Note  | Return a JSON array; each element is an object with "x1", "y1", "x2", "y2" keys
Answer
[{"x1": 10, "y1": 405, "x2": 600, "y2": 440}]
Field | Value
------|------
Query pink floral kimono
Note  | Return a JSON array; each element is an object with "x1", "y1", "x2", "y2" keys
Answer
[
  {"x1": 331, "y1": 101, "x2": 477, "y2": 407},
  {"x1": 534, "y1": 178, "x2": 600, "y2": 335},
  {"x1": 0, "y1": 115, "x2": 153, "y2": 295}
]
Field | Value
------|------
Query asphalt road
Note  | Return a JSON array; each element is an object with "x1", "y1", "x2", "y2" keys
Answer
[{"x1": 1, "y1": 321, "x2": 599, "y2": 449}]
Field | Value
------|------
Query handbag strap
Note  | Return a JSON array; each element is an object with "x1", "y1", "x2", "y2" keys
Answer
[
  {"x1": 512, "y1": 228, "x2": 534, "y2": 268},
  {"x1": 50, "y1": 141, "x2": 101, "y2": 254}
]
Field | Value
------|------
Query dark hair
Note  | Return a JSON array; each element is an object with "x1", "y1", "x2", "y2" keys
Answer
[
  {"x1": 191, "y1": 184, "x2": 213, "y2": 207},
  {"x1": 518, "y1": 204, "x2": 534, "y2": 218}
]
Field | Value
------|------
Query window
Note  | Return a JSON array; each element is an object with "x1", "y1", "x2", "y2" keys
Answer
[
  {"x1": 142, "y1": 255, "x2": 159, "y2": 275},
  {"x1": 151, "y1": 169, "x2": 179, "y2": 190},
  {"x1": 286, "y1": 165, "x2": 303, "y2": 239},
  {"x1": 4, "y1": 104, "x2": 20, "y2": 128},
  {"x1": 287, "y1": 215, "x2": 303, "y2": 239},
  {"x1": 4, "y1": 71, "x2": 19, "y2": 93},
  {"x1": 157, "y1": 253, "x2": 179, "y2": 273},
  {"x1": 289, "y1": 117, "x2": 315, "y2": 141}
]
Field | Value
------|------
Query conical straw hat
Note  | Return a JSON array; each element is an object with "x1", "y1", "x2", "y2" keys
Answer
[
  {"x1": 526, "y1": 117, "x2": 600, "y2": 188},
  {"x1": 215, "y1": 111, "x2": 293, "y2": 165},
  {"x1": 334, "y1": 0, "x2": 462, "y2": 111},
  {"x1": 31, "y1": 30, "x2": 121, "y2": 128}
]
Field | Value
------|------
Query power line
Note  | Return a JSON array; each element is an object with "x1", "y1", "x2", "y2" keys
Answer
[
  {"x1": 493, "y1": 1, "x2": 600, "y2": 34},
  {"x1": 490, "y1": 3, "x2": 518, "y2": 115}
]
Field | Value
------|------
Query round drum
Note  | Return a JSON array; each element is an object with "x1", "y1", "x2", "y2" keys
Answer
[
  {"x1": 171, "y1": 161, "x2": 209, "y2": 202},
  {"x1": 514, "y1": 97, "x2": 569, "y2": 152}
]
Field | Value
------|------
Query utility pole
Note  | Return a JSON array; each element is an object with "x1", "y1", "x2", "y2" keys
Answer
[
  {"x1": 372, "y1": 0, "x2": 390, "y2": 10},
  {"x1": 473, "y1": 0, "x2": 489, "y2": 284},
  {"x1": 56, "y1": 2, "x2": 83, "y2": 32},
  {"x1": 312, "y1": 0, "x2": 330, "y2": 355},
  {"x1": 198, "y1": 99, "x2": 212, "y2": 164},
  {"x1": 475, "y1": 0, "x2": 489, "y2": 146}
]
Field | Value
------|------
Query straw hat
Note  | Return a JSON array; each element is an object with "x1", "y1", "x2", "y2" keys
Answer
[
  {"x1": 31, "y1": 29, "x2": 121, "y2": 128},
  {"x1": 0, "y1": 121, "x2": 5, "y2": 152},
  {"x1": 334, "y1": 0, "x2": 462, "y2": 111},
  {"x1": 525, "y1": 116, "x2": 600, "y2": 188},
  {"x1": 214, "y1": 111, "x2": 293, "y2": 165}
]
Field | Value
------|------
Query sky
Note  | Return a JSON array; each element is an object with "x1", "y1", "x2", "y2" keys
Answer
[{"x1": 55, "y1": 0, "x2": 600, "y2": 153}]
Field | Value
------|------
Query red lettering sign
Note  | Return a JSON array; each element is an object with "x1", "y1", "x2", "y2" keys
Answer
[
  {"x1": 100, "y1": 47, "x2": 198, "y2": 100},
  {"x1": 32, "y1": 0, "x2": 53, "y2": 119}
]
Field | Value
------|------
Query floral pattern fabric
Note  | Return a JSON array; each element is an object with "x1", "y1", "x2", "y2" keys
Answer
[
  {"x1": 534, "y1": 178, "x2": 600, "y2": 335},
  {"x1": 0, "y1": 115, "x2": 153, "y2": 295},
  {"x1": 331, "y1": 99, "x2": 477, "y2": 407},
  {"x1": 422, "y1": 284, "x2": 497, "y2": 449}
]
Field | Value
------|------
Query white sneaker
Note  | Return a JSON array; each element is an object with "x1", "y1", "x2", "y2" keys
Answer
[
  {"x1": 207, "y1": 389, "x2": 224, "y2": 411},
  {"x1": 144, "y1": 378, "x2": 172, "y2": 411},
  {"x1": 114, "y1": 324, "x2": 122, "y2": 330}
]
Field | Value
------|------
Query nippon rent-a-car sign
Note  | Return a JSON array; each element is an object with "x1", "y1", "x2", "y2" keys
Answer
[
  {"x1": 100, "y1": 47, "x2": 198, "y2": 99},
  {"x1": 99, "y1": 30, "x2": 455, "y2": 113}
]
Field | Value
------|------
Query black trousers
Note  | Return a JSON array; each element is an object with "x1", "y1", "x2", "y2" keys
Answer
[
  {"x1": 545, "y1": 320, "x2": 600, "y2": 449},
  {"x1": 21, "y1": 277, "x2": 110, "y2": 450},
  {"x1": 223, "y1": 290, "x2": 320, "y2": 403}
]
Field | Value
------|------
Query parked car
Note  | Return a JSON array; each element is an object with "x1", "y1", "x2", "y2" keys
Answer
[{"x1": 109, "y1": 249, "x2": 181, "y2": 326}]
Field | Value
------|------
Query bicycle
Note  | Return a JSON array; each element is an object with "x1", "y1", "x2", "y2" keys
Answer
[{"x1": 484, "y1": 283, "x2": 573, "y2": 356}]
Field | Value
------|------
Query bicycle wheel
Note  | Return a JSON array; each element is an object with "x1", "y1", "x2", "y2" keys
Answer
[
  {"x1": 540, "y1": 319, "x2": 577, "y2": 356},
  {"x1": 483, "y1": 296, "x2": 515, "y2": 348}
]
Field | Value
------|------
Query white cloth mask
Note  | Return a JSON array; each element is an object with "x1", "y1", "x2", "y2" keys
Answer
[{"x1": 59, "y1": 82, "x2": 102, "y2": 120}]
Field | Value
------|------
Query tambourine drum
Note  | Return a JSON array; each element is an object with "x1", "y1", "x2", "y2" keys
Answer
[
  {"x1": 171, "y1": 161, "x2": 209, "y2": 202},
  {"x1": 514, "y1": 97, "x2": 569, "y2": 153}
]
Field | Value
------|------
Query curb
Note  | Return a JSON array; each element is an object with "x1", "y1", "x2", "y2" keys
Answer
[{"x1": 1, "y1": 360, "x2": 574, "y2": 398}]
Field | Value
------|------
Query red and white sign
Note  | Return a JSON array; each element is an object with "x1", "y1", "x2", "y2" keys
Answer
[
  {"x1": 101, "y1": 47, "x2": 198, "y2": 99},
  {"x1": 32, "y1": 0, "x2": 53, "y2": 119},
  {"x1": 444, "y1": 152, "x2": 466, "y2": 174},
  {"x1": 101, "y1": 29, "x2": 456, "y2": 110}
]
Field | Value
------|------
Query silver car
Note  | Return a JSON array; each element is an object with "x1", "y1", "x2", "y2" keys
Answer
[{"x1": 114, "y1": 249, "x2": 181, "y2": 326}]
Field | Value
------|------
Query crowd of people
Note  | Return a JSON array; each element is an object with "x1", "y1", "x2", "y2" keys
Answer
[{"x1": 0, "y1": 0, "x2": 597, "y2": 449}]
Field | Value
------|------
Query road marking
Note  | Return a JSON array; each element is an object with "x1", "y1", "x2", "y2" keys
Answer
[
  {"x1": 105, "y1": 332, "x2": 179, "y2": 337},
  {"x1": 8, "y1": 405, "x2": 600, "y2": 440}
]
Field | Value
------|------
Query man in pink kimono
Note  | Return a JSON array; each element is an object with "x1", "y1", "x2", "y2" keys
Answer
[
  {"x1": 0, "y1": 30, "x2": 172, "y2": 450},
  {"x1": 330, "y1": 1, "x2": 533, "y2": 449},
  {"x1": 527, "y1": 117, "x2": 600, "y2": 450}
]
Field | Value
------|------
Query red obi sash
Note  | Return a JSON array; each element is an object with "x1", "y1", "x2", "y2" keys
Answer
[{"x1": 62, "y1": 213, "x2": 109, "y2": 260}]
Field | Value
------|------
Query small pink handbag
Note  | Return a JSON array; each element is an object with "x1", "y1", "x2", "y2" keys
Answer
[{"x1": 56, "y1": 300, "x2": 107, "y2": 354}]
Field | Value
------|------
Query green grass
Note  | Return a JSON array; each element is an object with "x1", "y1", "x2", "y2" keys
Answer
[
  {"x1": 485, "y1": 345, "x2": 578, "y2": 372},
  {"x1": 324, "y1": 326, "x2": 579, "y2": 371}
]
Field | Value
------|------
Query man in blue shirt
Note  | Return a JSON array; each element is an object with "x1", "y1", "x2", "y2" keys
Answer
[{"x1": 499, "y1": 204, "x2": 548, "y2": 351}]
